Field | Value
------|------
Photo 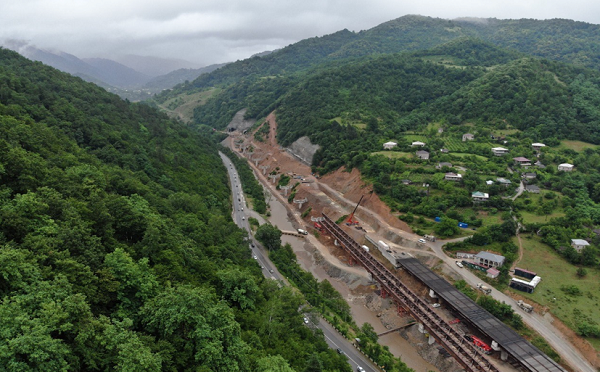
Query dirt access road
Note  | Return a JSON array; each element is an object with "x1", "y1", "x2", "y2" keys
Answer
[{"x1": 228, "y1": 113, "x2": 596, "y2": 372}]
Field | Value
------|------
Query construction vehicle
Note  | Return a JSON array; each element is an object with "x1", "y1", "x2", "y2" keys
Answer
[
  {"x1": 476, "y1": 283, "x2": 492, "y2": 295},
  {"x1": 346, "y1": 195, "x2": 364, "y2": 226},
  {"x1": 313, "y1": 222, "x2": 323, "y2": 231},
  {"x1": 464, "y1": 335, "x2": 492, "y2": 354},
  {"x1": 517, "y1": 300, "x2": 534, "y2": 313},
  {"x1": 297, "y1": 229, "x2": 308, "y2": 235}
]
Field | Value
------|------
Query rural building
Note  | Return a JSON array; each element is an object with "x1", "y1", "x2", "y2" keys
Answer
[
  {"x1": 438, "y1": 127, "x2": 444, "y2": 133},
  {"x1": 491, "y1": 147, "x2": 509, "y2": 156},
  {"x1": 532, "y1": 143, "x2": 546, "y2": 150},
  {"x1": 444, "y1": 172, "x2": 462, "y2": 181},
  {"x1": 485, "y1": 180, "x2": 494, "y2": 185},
  {"x1": 475, "y1": 251, "x2": 506, "y2": 268},
  {"x1": 401, "y1": 179, "x2": 412, "y2": 185},
  {"x1": 463, "y1": 133, "x2": 475, "y2": 141},
  {"x1": 510, "y1": 276, "x2": 541, "y2": 294},
  {"x1": 571, "y1": 239, "x2": 590, "y2": 252},
  {"x1": 525, "y1": 185, "x2": 540, "y2": 193},
  {"x1": 472, "y1": 191, "x2": 489, "y2": 202},
  {"x1": 416, "y1": 150, "x2": 429, "y2": 160},
  {"x1": 411, "y1": 141, "x2": 426, "y2": 147},
  {"x1": 436, "y1": 162, "x2": 453, "y2": 169},
  {"x1": 558, "y1": 163, "x2": 574, "y2": 172},
  {"x1": 535, "y1": 161, "x2": 546, "y2": 169},
  {"x1": 514, "y1": 268, "x2": 537, "y2": 280},
  {"x1": 383, "y1": 141, "x2": 397, "y2": 150},
  {"x1": 440, "y1": 148, "x2": 449, "y2": 153},
  {"x1": 522, "y1": 172, "x2": 537, "y2": 179},
  {"x1": 486, "y1": 267, "x2": 500, "y2": 279},
  {"x1": 496, "y1": 177, "x2": 512, "y2": 186},
  {"x1": 513, "y1": 157, "x2": 532, "y2": 166}
]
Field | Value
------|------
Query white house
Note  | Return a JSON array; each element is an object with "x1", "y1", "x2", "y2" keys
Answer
[
  {"x1": 411, "y1": 141, "x2": 426, "y2": 147},
  {"x1": 491, "y1": 147, "x2": 509, "y2": 156},
  {"x1": 513, "y1": 157, "x2": 532, "y2": 166},
  {"x1": 444, "y1": 172, "x2": 462, "y2": 181},
  {"x1": 472, "y1": 191, "x2": 489, "y2": 202},
  {"x1": 383, "y1": 141, "x2": 397, "y2": 150},
  {"x1": 558, "y1": 163, "x2": 574, "y2": 172},
  {"x1": 462, "y1": 133, "x2": 475, "y2": 141},
  {"x1": 571, "y1": 239, "x2": 590, "y2": 253},
  {"x1": 532, "y1": 143, "x2": 546, "y2": 150}
]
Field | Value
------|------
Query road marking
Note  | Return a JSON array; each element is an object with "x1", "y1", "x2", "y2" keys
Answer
[{"x1": 322, "y1": 332, "x2": 363, "y2": 368}]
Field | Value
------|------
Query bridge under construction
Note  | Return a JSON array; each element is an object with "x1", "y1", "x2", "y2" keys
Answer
[{"x1": 320, "y1": 213, "x2": 565, "y2": 372}]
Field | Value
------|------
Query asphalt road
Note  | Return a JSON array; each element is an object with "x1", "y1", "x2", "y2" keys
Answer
[{"x1": 219, "y1": 151, "x2": 378, "y2": 372}]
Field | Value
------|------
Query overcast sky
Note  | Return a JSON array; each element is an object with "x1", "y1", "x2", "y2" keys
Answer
[{"x1": 2, "y1": 0, "x2": 600, "y2": 67}]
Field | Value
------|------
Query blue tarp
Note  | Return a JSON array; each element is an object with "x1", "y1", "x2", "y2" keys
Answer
[
  {"x1": 458, "y1": 222, "x2": 469, "y2": 228},
  {"x1": 434, "y1": 217, "x2": 441, "y2": 222}
]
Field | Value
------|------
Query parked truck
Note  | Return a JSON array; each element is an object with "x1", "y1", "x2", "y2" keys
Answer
[
  {"x1": 517, "y1": 300, "x2": 534, "y2": 313},
  {"x1": 476, "y1": 283, "x2": 492, "y2": 295},
  {"x1": 297, "y1": 229, "x2": 308, "y2": 235}
]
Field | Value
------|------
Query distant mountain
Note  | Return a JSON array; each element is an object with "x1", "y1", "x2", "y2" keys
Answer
[
  {"x1": 82, "y1": 57, "x2": 150, "y2": 88},
  {"x1": 113, "y1": 54, "x2": 202, "y2": 77},
  {"x1": 143, "y1": 63, "x2": 228, "y2": 91}
]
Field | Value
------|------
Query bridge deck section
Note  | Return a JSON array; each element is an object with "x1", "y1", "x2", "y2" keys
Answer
[{"x1": 397, "y1": 258, "x2": 565, "y2": 372}]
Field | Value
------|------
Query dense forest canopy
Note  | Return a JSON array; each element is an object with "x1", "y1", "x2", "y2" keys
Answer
[{"x1": 0, "y1": 47, "x2": 351, "y2": 371}]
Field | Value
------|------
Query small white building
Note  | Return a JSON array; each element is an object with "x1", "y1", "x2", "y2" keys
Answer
[
  {"x1": 558, "y1": 163, "x2": 574, "y2": 172},
  {"x1": 411, "y1": 141, "x2": 426, "y2": 147},
  {"x1": 444, "y1": 172, "x2": 462, "y2": 181},
  {"x1": 462, "y1": 133, "x2": 475, "y2": 141},
  {"x1": 571, "y1": 239, "x2": 590, "y2": 253},
  {"x1": 472, "y1": 191, "x2": 489, "y2": 202},
  {"x1": 491, "y1": 147, "x2": 509, "y2": 156},
  {"x1": 383, "y1": 141, "x2": 397, "y2": 150},
  {"x1": 532, "y1": 143, "x2": 546, "y2": 150}
]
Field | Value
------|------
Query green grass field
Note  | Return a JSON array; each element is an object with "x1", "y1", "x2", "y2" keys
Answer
[
  {"x1": 449, "y1": 152, "x2": 489, "y2": 161},
  {"x1": 513, "y1": 235, "x2": 600, "y2": 350},
  {"x1": 519, "y1": 210, "x2": 565, "y2": 224},
  {"x1": 371, "y1": 151, "x2": 412, "y2": 159},
  {"x1": 403, "y1": 134, "x2": 428, "y2": 143},
  {"x1": 560, "y1": 140, "x2": 599, "y2": 152}
]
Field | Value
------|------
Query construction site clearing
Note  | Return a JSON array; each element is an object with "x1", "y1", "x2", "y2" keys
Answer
[{"x1": 224, "y1": 115, "x2": 587, "y2": 372}]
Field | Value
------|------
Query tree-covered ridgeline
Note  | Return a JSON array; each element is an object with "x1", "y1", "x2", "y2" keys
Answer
[{"x1": 0, "y1": 47, "x2": 352, "y2": 371}]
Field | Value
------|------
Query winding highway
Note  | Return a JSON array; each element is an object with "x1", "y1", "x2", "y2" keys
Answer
[{"x1": 219, "y1": 151, "x2": 378, "y2": 372}]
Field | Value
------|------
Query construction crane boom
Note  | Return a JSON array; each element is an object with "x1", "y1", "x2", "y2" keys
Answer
[{"x1": 346, "y1": 195, "x2": 364, "y2": 225}]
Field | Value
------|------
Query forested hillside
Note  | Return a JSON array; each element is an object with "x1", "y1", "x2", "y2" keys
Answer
[{"x1": 0, "y1": 48, "x2": 350, "y2": 371}]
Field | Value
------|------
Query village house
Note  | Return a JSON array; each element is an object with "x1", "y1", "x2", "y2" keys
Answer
[
  {"x1": 485, "y1": 180, "x2": 494, "y2": 185},
  {"x1": 439, "y1": 148, "x2": 449, "y2": 153},
  {"x1": 532, "y1": 143, "x2": 546, "y2": 151},
  {"x1": 522, "y1": 172, "x2": 537, "y2": 180},
  {"x1": 571, "y1": 239, "x2": 590, "y2": 253},
  {"x1": 475, "y1": 251, "x2": 506, "y2": 268},
  {"x1": 411, "y1": 141, "x2": 426, "y2": 147},
  {"x1": 496, "y1": 177, "x2": 512, "y2": 187},
  {"x1": 436, "y1": 162, "x2": 453, "y2": 169},
  {"x1": 513, "y1": 157, "x2": 532, "y2": 167},
  {"x1": 462, "y1": 133, "x2": 475, "y2": 141},
  {"x1": 472, "y1": 191, "x2": 489, "y2": 202},
  {"x1": 525, "y1": 185, "x2": 540, "y2": 193},
  {"x1": 416, "y1": 150, "x2": 429, "y2": 160},
  {"x1": 491, "y1": 147, "x2": 509, "y2": 156},
  {"x1": 401, "y1": 179, "x2": 412, "y2": 185},
  {"x1": 486, "y1": 267, "x2": 500, "y2": 279},
  {"x1": 383, "y1": 141, "x2": 397, "y2": 150},
  {"x1": 444, "y1": 172, "x2": 462, "y2": 181},
  {"x1": 558, "y1": 163, "x2": 574, "y2": 172},
  {"x1": 535, "y1": 161, "x2": 546, "y2": 169}
]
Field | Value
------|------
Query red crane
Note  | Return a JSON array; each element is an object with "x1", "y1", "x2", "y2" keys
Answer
[{"x1": 346, "y1": 195, "x2": 364, "y2": 226}]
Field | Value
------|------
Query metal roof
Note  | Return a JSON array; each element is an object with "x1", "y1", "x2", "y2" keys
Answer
[
  {"x1": 397, "y1": 258, "x2": 565, "y2": 372},
  {"x1": 475, "y1": 251, "x2": 505, "y2": 264}
]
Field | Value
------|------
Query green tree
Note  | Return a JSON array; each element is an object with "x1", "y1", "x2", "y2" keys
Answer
[
  {"x1": 434, "y1": 216, "x2": 460, "y2": 238},
  {"x1": 256, "y1": 223, "x2": 282, "y2": 251},
  {"x1": 216, "y1": 268, "x2": 260, "y2": 310}
]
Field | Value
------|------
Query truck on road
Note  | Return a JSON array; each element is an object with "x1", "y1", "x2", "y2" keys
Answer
[
  {"x1": 297, "y1": 229, "x2": 308, "y2": 235},
  {"x1": 517, "y1": 300, "x2": 534, "y2": 313},
  {"x1": 476, "y1": 283, "x2": 492, "y2": 295}
]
